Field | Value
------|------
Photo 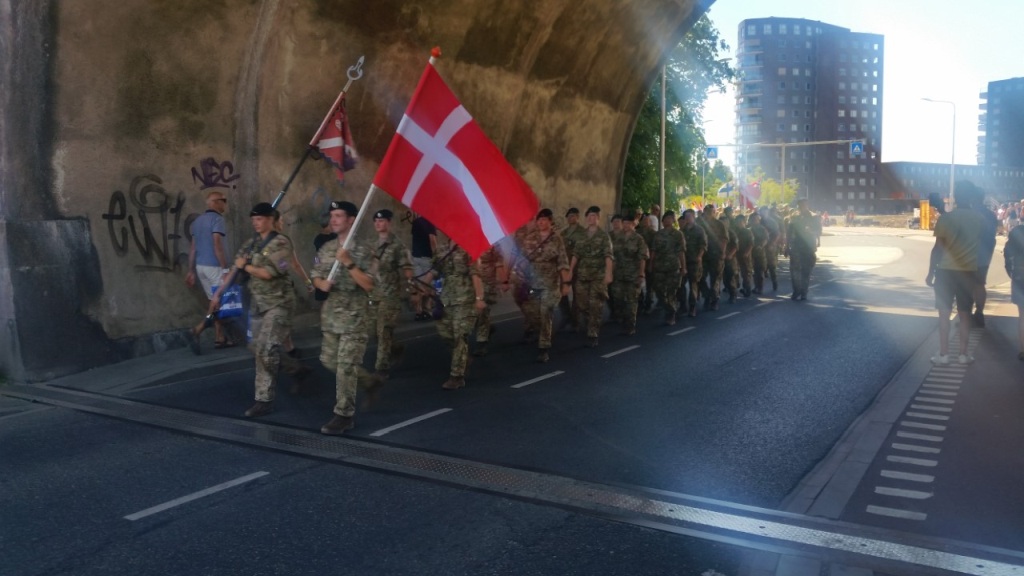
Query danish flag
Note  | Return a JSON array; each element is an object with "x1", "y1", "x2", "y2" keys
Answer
[{"x1": 372, "y1": 59, "x2": 539, "y2": 259}]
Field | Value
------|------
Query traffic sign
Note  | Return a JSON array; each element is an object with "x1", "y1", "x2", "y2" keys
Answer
[
  {"x1": 705, "y1": 146, "x2": 718, "y2": 160},
  {"x1": 850, "y1": 141, "x2": 864, "y2": 156}
]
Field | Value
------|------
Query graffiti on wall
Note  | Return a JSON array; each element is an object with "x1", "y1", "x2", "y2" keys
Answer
[
  {"x1": 102, "y1": 174, "x2": 194, "y2": 272},
  {"x1": 191, "y1": 157, "x2": 240, "y2": 190}
]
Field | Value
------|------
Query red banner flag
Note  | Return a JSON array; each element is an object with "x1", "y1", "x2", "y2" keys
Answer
[
  {"x1": 313, "y1": 93, "x2": 358, "y2": 183},
  {"x1": 372, "y1": 60, "x2": 539, "y2": 259},
  {"x1": 740, "y1": 180, "x2": 761, "y2": 210}
]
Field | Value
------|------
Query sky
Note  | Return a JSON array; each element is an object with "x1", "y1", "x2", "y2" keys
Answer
[{"x1": 698, "y1": 0, "x2": 1022, "y2": 171}]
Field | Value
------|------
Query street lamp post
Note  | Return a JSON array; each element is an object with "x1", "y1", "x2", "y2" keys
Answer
[{"x1": 922, "y1": 98, "x2": 956, "y2": 199}]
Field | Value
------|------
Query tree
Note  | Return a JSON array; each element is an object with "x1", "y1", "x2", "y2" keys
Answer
[
  {"x1": 743, "y1": 167, "x2": 798, "y2": 207},
  {"x1": 621, "y1": 15, "x2": 735, "y2": 215}
]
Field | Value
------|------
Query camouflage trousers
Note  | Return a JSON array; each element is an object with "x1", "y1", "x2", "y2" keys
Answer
[
  {"x1": 652, "y1": 269, "x2": 681, "y2": 317},
  {"x1": 251, "y1": 306, "x2": 305, "y2": 403},
  {"x1": 609, "y1": 279, "x2": 641, "y2": 330},
  {"x1": 701, "y1": 256, "x2": 725, "y2": 304},
  {"x1": 766, "y1": 247, "x2": 779, "y2": 289},
  {"x1": 683, "y1": 261, "x2": 703, "y2": 313},
  {"x1": 369, "y1": 298, "x2": 401, "y2": 371},
  {"x1": 752, "y1": 248, "x2": 766, "y2": 292},
  {"x1": 535, "y1": 286, "x2": 561, "y2": 349},
  {"x1": 437, "y1": 302, "x2": 478, "y2": 377},
  {"x1": 790, "y1": 250, "x2": 816, "y2": 296},
  {"x1": 737, "y1": 253, "x2": 753, "y2": 295},
  {"x1": 320, "y1": 330, "x2": 369, "y2": 417},
  {"x1": 722, "y1": 257, "x2": 738, "y2": 299},
  {"x1": 475, "y1": 285, "x2": 499, "y2": 343},
  {"x1": 513, "y1": 279, "x2": 540, "y2": 335},
  {"x1": 573, "y1": 278, "x2": 608, "y2": 338}
]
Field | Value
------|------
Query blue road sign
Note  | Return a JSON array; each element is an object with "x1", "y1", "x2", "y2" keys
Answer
[
  {"x1": 706, "y1": 146, "x2": 718, "y2": 160},
  {"x1": 850, "y1": 141, "x2": 864, "y2": 156}
]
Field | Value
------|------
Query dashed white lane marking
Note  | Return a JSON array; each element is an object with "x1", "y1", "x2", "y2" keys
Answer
[
  {"x1": 668, "y1": 327, "x2": 695, "y2": 336},
  {"x1": 886, "y1": 455, "x2": 938, "y2": 467},
  {"x1": 910, "y1": 404, "x2": 952, "y2": 413},
  {"x1": 124, "y1": 471, "x2": 269, "y2": 521},
  {"x1": 510, "y1": 371, "x2": 564, "y2": 389},
  {"x1": 916, "y1": 390, "x2": 958, "y2": 397},
  {"x1": 369, "y1": 408, "x2": 453, "y2": 437},
  {"x1": 881, "y1": 469, "x2": 935, "y2": 483},
  {"x1": 601, "y1": 345, "x2": 640, "y2": 358},
  {"x1": 901, "y1": 421, "x2": 947, "y2": 431},
  {"x1": 914, "y1": 396, "x2": 955, "y2": 404},
  {"x1": 925, "y1": 377, "x2": 963, "y2": 384},
  {"x1": 892, "y1": 443, "x2": 941, "y2": 454},
  {"x1": 897, "y1": 431, "x2": 944, "y2": 442},
  {"x1": 905, "y1": 412, "x2": 950, "y2": 421},
  {"x1": 875, "y1": 486, "x2": 933, "y2": 499},
  {"x1": 717, "y1": 312, "x2": 741, "y2": 320},
  {"x1": 921, "y1": 383, "x2": 960, "y2": 390},
  {"x1": 866, "y1": 505, "x2": 928, "y2": 521}
]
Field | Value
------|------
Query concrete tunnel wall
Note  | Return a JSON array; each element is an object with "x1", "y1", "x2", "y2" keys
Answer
[{"x1": 0, "y1": 0, "x2": 710, "y2": 381}]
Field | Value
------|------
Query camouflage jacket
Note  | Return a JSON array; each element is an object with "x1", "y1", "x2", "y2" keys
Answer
[
  {"x1": 370, "y1": 232, "x2": 412, "y2": 304},
  {"x1": 612, "y1": 230, "x2": 649, "y2": 282},
  {"x1": 651, "y1": 227, "x2": 685, "y2": 272},
  {"x1": 735, "y1": 226, "x2": 754, "y2": 255},
  {"x1": 477, "y1": 245, "x2": 504, "y2": 287},
  {"x1": 561, "y1": 224, "x2": 587, "y2": 262},
  {"x1": 700, "y1": 217, "x2": 729, "y2": 257},
  {"x1": 236, "y1": 233, "x2": 295, "y2": 314},
  {"x1": 787, "y1": 212, "x2": 821, "y2": 254},
  {"x1": 513, "y1": 228, "x2": 569, "y2": 290},
  {"x1": 311, "y1": 237, "x2": 372, "y2": 334},
  {"x1": 435, "y1": 242, "x2": 479, "y2": 307},
  {"x1": 573, "y1": 228, "x2": 613, "y2": 282},
  {"x1": 750, "y1": 223, "x2": 769, "y2": 250},
  {"x1": 682, "y1": 224, "x2": 708, "y2": 263}
]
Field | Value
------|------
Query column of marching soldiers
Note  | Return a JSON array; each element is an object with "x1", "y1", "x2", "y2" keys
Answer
[{"x1": 226, "y1": 198, "x2": 820, "y2": 436}]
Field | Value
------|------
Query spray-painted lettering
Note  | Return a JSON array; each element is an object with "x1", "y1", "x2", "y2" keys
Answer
[
  {"x1": 191, "y1": 157, "x2": 241, "y2": 190},
  {"x1": 102, "y1": 174, "x2": 192, "y2": 272}
]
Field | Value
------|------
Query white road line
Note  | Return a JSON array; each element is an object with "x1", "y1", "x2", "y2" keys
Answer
[
  {"x1": 914, "y1": 397, "x2": 955, "y2": 405},
  {"x1": 906, "y1": 412, "x2": 950, "y2": 421},
  {"x1": 901, "y1": 421, "x2": 947, "y2": 432},
  {"x1": 925, "y1": 377, "x2": 962, "y2": 384},
  {"x1": 369, "y1": 409, "x2": 453, "y2": 437},
  {"x1": 897, "y1": 431, "x2": 944, "y2": 442},
  {"x1": 668, "y1": 327, "x2": 695, "y2": 336},
  {"x1": 753, "y1": 301, "x2": 776, "y2": 308},
  {"x1": 717, "y1": 312, "x2": 741, "y2": 320},
  {"x1": 874, "y1": 486, "x2": 934, "y2": 499},
  {"x1": 124, "y1": 471, "x2": 269, "y2": 521},
  {"x1": 602, "y1": 345, "x2": 640, "y2": 358},
  {"x1": 910, "y1": 404, "x2": 952, "y2": 413},
  {"x1": 886, "y1": 455, "x2": 938, "y2": 467},
  {"x1": 881, "y1": 469, "x2": 935, "y2": 483},
  {"x1": 892, "y1": 443, "x2": 941, "y2": 454},
  {"x1": 916, "y1": 390, "x2": 958, "y2": 397},
  {"x1": 922, "y1": 384, "x2": 960, "y2": 390},
  {"x1": 866, "y1": 505, "x2": 927, "y2": 521},
  {"x1": 510, "y1": 371, "x2": 565, "y2": 389}
]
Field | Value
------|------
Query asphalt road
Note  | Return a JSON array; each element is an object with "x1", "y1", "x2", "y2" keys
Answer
[{"x1": 4, "y1": 226, "x2": 1023, "y2": 575}]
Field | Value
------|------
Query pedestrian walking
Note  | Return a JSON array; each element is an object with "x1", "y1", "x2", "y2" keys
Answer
[
  {"x1": 185, "y1": 190, "x2": 232, "y2": 352},
  {"x1": 973, "y1": 200, "x2": 999, "y2": 327}
]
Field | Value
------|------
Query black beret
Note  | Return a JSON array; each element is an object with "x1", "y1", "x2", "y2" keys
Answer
[
  {"x1": 250, "y1": 202, "x2": 274, "y2": 217},
  {"x1": 374, "y1": 209, "x2": 393, "y2": 220},
  {"x1": 536, "y1": 208, "x2": 553, "y2": 220},
  {"x1": 662, "y1": 210, "x2": 676, "y2": 220},
  {"x1": 585, "y1": 205, "x2": 601, "y2": 216},
  {"x1": 330, "y1": 200, "x2": 358, "y2": 216},
  {"x1": 610, "y1": 213, "x2": 623, "y2": 221},
  {"x1": 565, "y1": 207, "x2": 580, "y2": 217}
]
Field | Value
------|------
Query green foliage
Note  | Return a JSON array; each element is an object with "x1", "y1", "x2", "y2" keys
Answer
[
  {"x1": 745, "y1": 167, "x2": 799, "y2": 207},
  {"x1": 622, "y1": 15, "x2": 735, "y2": 214}
]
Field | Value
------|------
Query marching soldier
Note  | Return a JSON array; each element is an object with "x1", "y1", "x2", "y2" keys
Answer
[
  {"x1": 559, "y1": 207, "x2": 585, "y2": 330},
  {"x1": 650, "y1": 211, "x2": 686, "y2": 326},
  {"x1": 217, "y1": 202, "x2": 310, "y2": 419},
  {"x1": 368, "y1": 209, "x2": 413, "y2": 380},
  {"x1": 610, "y1": 214, "x2": 649, "y2": 335},
  {"x1": 571, "y1": 206, "x2": 614, "y2": 347},
  {"x1": 311, "y1": 201, "x2": 376, "y2": 435},
  {"x1": 734, "y1": 214, "x2": 755, "y2": 298},
  {"x1": 473, "y1": 244, "x2": 506, "y2": 356},
  {"x1": 511, "y1": 209, "x2": 571, "y2": 363},
  {"x1": 680, "y1": 209, "x2": 707, "y2": 317},
  {"x1": 720, "y1": 206, "x2": 740, "y2": 304},
  {"x1": 787, "y1": 199, "x2": 822, "y2": 300},
  {"x1": 699, "y1": 204, "x2": 728, "y2": 311},
  {"x1": 749, "y1": 212, "x2": 769, "y2": 295},
  {"x1": 433, "y1": 236, "x2": 486, "y2": 389},
  {"x1": 637, "y1": 214, "x2": 657, "y2": 314}
]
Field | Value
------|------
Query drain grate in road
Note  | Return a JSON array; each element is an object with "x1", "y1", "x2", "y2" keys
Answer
[{"x1": 4, "y1": 383, "x2": 1023, "y2": 576}]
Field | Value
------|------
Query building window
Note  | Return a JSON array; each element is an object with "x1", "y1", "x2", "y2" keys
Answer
[
  {"x1": 793, "y1": 110, "x2": 800, "y2": 117},
  {"x1": 779, "y1": 81, "x2": 786, "y2": 89},
  {"x1": 851, "y1": 82, "x2": 859, "y2": 90},
  {"x1": 848, "y1": 192, "x2": 855, "y2": 199},
  {"x1": 838, "y1": 96, "x2": 846, "y2": 104},
  {"x1": 859, "y1": 191, "x2": 866, "y2": 199},
  {"x1": 779, "y1": 67, "x2": 787, "y2": 75},
  {"x1": 806, "y1": 82, "x2": 813, "y2": 90},
  {"x1": 837, "y1": 179, "x2": 844, "y2": 186},
  {"x1": 850, "y1": 110, "x2": 858, "y2": 118},
  {"x1": 805, "y1": 124, "x2": 811, "y2": 131},
  {"x1": 794, "y1": 25, "x2": 802, "y2": 35},
  {"x1": 837, "y1": 165, "x2": 844, "y2": 172},
  {"x1": 777, "y1": 109, "x2": 786, "y2": 118},
  {"x1": 793, "y1": 67, "x2": 800, "y2": 76},
  {"x1": 848, "y1": 178, "x2": 855, "y2": 186},
  {"x1": 764, "y1": 24, "x2": 772, "y2": 34},
  {"x1": 777, "y1": 123, "x2": 786, "y2": 131},
  {"x1": 777, "y1": 95, "x2": 786, "y2": 104},
  {"x1": 838, "y1": 123, "x2": 846, "y2": 131},
  {"x1": 860, "y1": 165, "x2": 867, "y2": 172},
  {"x1": 792, "y1": 95, "x2": 800, "y2": 103},
  {"x1": 780, "y1": 24, "x2": 788, "y2": 34},
  {"x1": 747, "y1": 25, "x2": 756, "y2": 35},
  {"x1": 848, "y1": 164, "x2": 855, "y2": 172},
  {"x1": 859, "y1": 178, "x2": 867, "y2": 186},
  {"x1": 805, "y1": 68, "x2": 812, "y2": 76},
  {"x1": 837, "y1": 151, "x2": 845, "y2": 159},
  {"x1": 791, "y1": 124, "x2": 799, "y2": 131},
  {"x1": 839, "y1": 82, "x2": 846, "y2": 90},
  {"x1": 838, "y1": 110, "x2": 846, "y2": 117},
  {"x1": 780, "y1": 54, "x2": 787, "y2": 62}
]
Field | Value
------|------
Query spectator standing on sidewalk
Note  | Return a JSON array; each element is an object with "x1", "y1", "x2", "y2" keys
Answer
[
  {"x1": 311, "y1": 201, "x2": 376, "y2": 435},
  {"x1": 1003, "y1": 221, "x2": 1024, "y2": 360},
  {"x1": 410, "y1": 213, "x2": 437, "y2": 320},
  {"x1": 185, "y1": 190, "x2": 231, "y2": 352},
  {"x1": 973, "y1": 198, "x2": 999, "y2": 328},
  {"x1": 925, "y1": 183, "x2": 984, "y2": 365}
]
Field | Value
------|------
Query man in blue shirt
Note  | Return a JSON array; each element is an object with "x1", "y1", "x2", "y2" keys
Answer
[{"x1": 185, "y1": 190, "x2": 230, "y2": 352}]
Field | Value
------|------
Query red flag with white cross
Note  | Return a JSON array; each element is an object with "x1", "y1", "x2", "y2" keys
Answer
[{"x1": 372, "y1": 54, "x2": 539, "y2": 259}]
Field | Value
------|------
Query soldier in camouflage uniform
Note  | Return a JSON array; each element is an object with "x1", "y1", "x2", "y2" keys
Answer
[
  {"x1": 749, "y1": 212, "x2": 769, "y2": 295},
  {"x1": 215, "y1": 202, "x2": 310, "y2": 419},
  {"x1": 473, "y1": 244, "x2": 506, "y2": 357},
  {"x1": 511, "y1": 222, "x2": 540, "y2": 340},
  {"x1": 368, "y1": 209, "x2": 412, "y2": 380},
  {"x1": 511, "y1": 209, "x2": 571, "y2": 363},
  {"x1": 559, "y1": 207, "x2": 585, "y2": 330},
  {"x1": 719, "y1": 206, "x2": 740, "y2": 304},
  {"x1": 311, "y1": 201, "x2": 376, "y2": 435},
  {"x1": 650, "y1": 211, "x2": 686, "y2": 325},
  {"x1": 699, "y1": 204, "x2": 728, "y2": 311},
  {"x1": 734, "y1": 214, "x2": 755, "y2": 298},
  {"x1": 787, "y1": 199, "x2": 822, "y2": 301},
  {"x1": 610, "y1": 215, "x2": 649, "y2": 335},
  {"x1": 763, "y1": 206, "x2": 782, "y2": 291},
  {"x1": 637, "y1": 213, "x2": 657, "y2": 314},
  {"x1": 680, "y1": 209, "x2": 707, "y2": 317},
  {"x1": 571, "y1": 206, "x2": 614, "y2": 347},
  {"x1": 434, "y1": 238, "x2": 486, "y2": 389}
]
